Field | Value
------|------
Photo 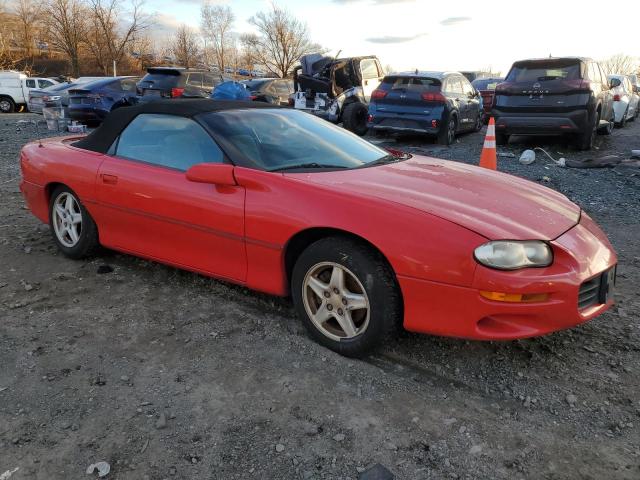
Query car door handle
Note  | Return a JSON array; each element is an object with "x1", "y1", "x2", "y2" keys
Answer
[{"x1": 101, "y1": 174, "x2": 118, "y2": 185}]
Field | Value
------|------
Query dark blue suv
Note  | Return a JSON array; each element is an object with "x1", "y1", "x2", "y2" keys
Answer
[
  {"x1": 68, "y1": 76, "x2": 139, "y2": 125},
  {"x1": 367, "y1": 71, "x2": 482, "y2": 144}
]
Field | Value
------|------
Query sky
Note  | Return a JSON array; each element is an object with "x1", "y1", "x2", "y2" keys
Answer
[{"x1": 148, "y1": 0, "x2": 640, "y2": 75}]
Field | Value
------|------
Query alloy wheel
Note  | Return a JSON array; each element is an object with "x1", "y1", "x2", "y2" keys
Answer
[
  {"x1": 447, "y1": 118, "x2": 456, "y2": 144},
  {"x1": 0, "y1": 99, "x2": 11, "y2": 113},
  {"x1": 302, "y1": 262, "x2": 370, "y2": 341},
  {"x1": 52, "y1": 192, "x2": 83, "y2": 248}
]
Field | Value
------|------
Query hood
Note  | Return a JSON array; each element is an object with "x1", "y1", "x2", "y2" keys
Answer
[{"x1": 287, "y1": 156, "x2": 580, "y2": 240}]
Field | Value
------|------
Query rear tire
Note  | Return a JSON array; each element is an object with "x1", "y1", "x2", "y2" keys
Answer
[
  {"x1": 0, "y1": 96, "x2": 16, "y2": 113},
  {"x1": 496, "y1": 132, "x2": 510, "y2": 145},
  {"x1": 437, "y1": 113, "x2": 457, "y2": 145},
  {"x1": 291, "y1": 236, "x2": 402, "y2": 358},
  {"x1": 342, "y1": 102, "x2": 369, "y2": 136},
  {"x1": 49, "y1": 186, "x2": 99, "y2": 259},
  {"x1": 575, "y1": 110, "x2": 598, "y2": 150}
]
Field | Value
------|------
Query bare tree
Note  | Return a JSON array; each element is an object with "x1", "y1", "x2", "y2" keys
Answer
[
  {"x1": 86, "y1": 0, "x2": 150, "y2": 75},
  {"x1": 171, "y1": 24, "x2": 200, "y2": 68},
  {"x1": 247, "y1": 4, "x2": 321, "y2": 78},
  {"x1": 44, "y1": 0, "x2": 87, "y2": 76},
  {"x1": 599, "y1": 54, "x2": 639, "y2": 75},
  {"x1": 13, "y1": 0, "x2": 42, "y2": 57},
  {"x1": 200, "y1": 2, "x2": 234, "y2": 71}
]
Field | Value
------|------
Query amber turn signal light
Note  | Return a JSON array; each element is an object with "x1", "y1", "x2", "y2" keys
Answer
[{"x1": 479, "y1": 291, "x2": 549, "y2": 303}]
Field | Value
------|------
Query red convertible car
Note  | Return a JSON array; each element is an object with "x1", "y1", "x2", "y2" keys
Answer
[{"x1": 19, "y1": 99, "x2": 617, "y2": 357}]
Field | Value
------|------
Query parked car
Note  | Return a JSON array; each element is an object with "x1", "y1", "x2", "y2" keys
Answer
[
  {"x1": 137, "y1": 67, "x2": 225, "y2": 100},
  {"x1": 471, "y1": 77, "x2": 504, "y2": 123},
  {"x1": 607, "y1": 74, "x2": 640, "y2": 126},
  {"x1": 19, "y1": 99, "x2": 617, "y2": 357},
  {"x1": 28, "y1": 77, "x2": 104, "y2": 114},
  {"x1": 367, "y1": 71, "x2": 482, "y2": 145},
  {"x1": 0, "y1": 70, "x2": 59, "y2": 113},
  {"x1": 491, "y1": 57, "x2": 615, "y2": 150},
  {"x1": 292, "y1": 54, "x2": 384, "y2": 135},
  {"x1": 629, "y1": 74, "x2": 640, "y2": 93},
  {"x1": 240, "y1": 78, "x2": 294, "y2": 105},
  {"x1": 67, "y1": 76, "x2": 140, "y2": 125}
]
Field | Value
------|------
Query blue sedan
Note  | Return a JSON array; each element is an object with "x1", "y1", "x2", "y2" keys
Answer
[
  {"x1": 67, "y1": 77, "x2": 140, "y2": 125},
  {"x1": 367, "y1": 71, "x2": 483, "y2": 145}
]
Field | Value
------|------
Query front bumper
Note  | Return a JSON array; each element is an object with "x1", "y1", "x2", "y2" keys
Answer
[
  {"x1": 493, "y1": 109, "x2": 589, "y2": 135},
  {"x1": 399, "y1": 213, "x2": 617, "y2": 340}
]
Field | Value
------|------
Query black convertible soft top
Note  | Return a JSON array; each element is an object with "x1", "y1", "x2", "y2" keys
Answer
[{"x1": 73, "y1": 98, "x2": 278, "y2": 154}]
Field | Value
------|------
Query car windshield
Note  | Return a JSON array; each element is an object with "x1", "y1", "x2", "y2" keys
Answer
[
  {"x1": 382, "y1": 76, "x2": 441, "y2": 92},
  {"x1": 506, "y1": 61, "x2": 581, "y2": 82},
  {"x1": 201, "y1": 109, "x2": 391, "y2": 171},
  {"x1": 472, "y1": 78, "x2": 504, "y2": 90}
]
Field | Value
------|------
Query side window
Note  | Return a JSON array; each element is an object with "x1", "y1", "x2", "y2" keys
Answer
[
  {"x1": 360, "y1": 59, "x2": 379, "y2": 80},
  {"x1": 274, "y1": 81, "x2": 290, "y2": 94},
  {"x1": 203, "y1": 74, "x2": 215, "y2": 89},
  {"x1": 115, "y1": 114, "x2": 224, "y2": 170},
  {"x1": 106, "y1": 81, "x2": 123, "y2": 92},
  {"x1": 120, "y1": 79, "x2": 137, "y2": 91},
  {"x1": 187, "y1": 73, "x2": 203, "y2": 87},
  {"x1": 26, "y1": 79, "x2": 36, "y2": 88},
  {"x1": 38, "y1": 80, "x2": 53, "y2": 88},
  {"x1": 446, "y1": 77, "x2": 463, "y2": 94}
]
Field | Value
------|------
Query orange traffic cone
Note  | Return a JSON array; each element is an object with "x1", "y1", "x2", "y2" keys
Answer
[{"x1": 479, "y1": 117, "x2": 497, "y2": 170}]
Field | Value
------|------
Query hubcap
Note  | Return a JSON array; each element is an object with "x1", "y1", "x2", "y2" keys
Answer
[
  {"x1": 52, "y1": 192, "x2": 82, "y2": 248},
  {"x1": 0, "y1": 100, "x2": 10, "y2": 112},
  {"x1": 302, "y1": 262, "x2": 370, "y2": 341}
]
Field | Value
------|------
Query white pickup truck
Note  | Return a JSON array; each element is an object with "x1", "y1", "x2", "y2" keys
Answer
[{"x1": 0, "y1": 71, "x2": 59, "y2": 113}]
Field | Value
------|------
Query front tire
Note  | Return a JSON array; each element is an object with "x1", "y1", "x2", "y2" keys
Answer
[
  {"x1": 342, "y1": 102, "x2": 369, "y2": 136},
  {"x1": 49, "y1": 186, "x2": 99, "y2": 259},
  {"x1": 291, "y1": 237, "x2": 402, "y2": 358}
]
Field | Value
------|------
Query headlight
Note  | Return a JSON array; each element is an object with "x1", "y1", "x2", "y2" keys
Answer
[{"x1": 474, "y1": 240, "x2": 553, "y2": 270}]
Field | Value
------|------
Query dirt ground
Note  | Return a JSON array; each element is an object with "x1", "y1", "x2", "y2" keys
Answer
[{"x1": 1, "y1": 114, "x2": 639, "y2": 480}]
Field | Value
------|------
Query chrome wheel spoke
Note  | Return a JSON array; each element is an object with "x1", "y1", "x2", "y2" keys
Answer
[
  {"x1": 65, "y1": 194, "x2": 74, "y2": 211},
  {"x1": 329, "y1": 266, "x2": 345, "y2": 290},
  {"x1": 335, "y1": 310, "x2": 357, "y2": 337},
  {"x1": 67, "y1": 225, "x2": 79, "y2": 243},
  {"x1": 307, "y1": 276, "x2": 328, "y2": 299},
  {"x1": 55, "y1": 204, "x2": 66, "y2": 219},
  {"x1": 311, "y1": 302, "x2": 332, "y2": 325},
  {"x1": 70, "y1": 213, "x2": 82, "y2": 225},
  {"x1": 343, "y1": 292, "x2": 367, "y2": 311}
]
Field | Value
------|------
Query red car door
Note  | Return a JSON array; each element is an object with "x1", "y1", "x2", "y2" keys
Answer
[{"x1": 92, "y1": 113, "x2": 246, "y2": 282}]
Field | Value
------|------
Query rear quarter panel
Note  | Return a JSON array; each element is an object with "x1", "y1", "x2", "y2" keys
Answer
[{"x1": 20, "y1": 138, "x2": 105, "y2": 223}]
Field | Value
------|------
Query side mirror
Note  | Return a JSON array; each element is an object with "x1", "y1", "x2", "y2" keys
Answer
[
  {"x1": 186, "y1": 163, "x2": 236, "y2": 186},
  {"x1": 609, "y1": 78, "x2": 621, "y2": 88},
  {"x1": 633, "y1": 85, "x2": 639, "y2": 93}
]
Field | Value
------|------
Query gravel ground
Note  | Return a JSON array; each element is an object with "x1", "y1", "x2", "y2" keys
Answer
[{"x1": 1, "y1": 113, "x2": 639, "y2": 480}]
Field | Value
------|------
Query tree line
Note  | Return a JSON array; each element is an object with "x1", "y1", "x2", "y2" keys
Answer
[{"x1": 0, "y1": 0, "x2": 322, "y2": 78}]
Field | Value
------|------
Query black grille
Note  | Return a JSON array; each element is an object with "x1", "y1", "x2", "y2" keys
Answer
[
  {"x1": 578, "y1": 267, "x2": 616, "y2": 311},
  {"x1": 578, "y1": 276, "x2": 600, "y2": 310}
]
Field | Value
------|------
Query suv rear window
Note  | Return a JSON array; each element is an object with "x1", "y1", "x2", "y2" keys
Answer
[
  {"x1": 506, "y1": 60, "x2": 581, "y2": 82},
  {"x1": 138, "y1": 73, "x2": 181, "y2": 90},
  {"x1": 381, "y1": 76, "x2": 441, "y2": 92}
]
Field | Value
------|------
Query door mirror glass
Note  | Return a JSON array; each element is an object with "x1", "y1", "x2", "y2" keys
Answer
[
  {"x1": 186, "y1": 163, "x2": 236, "y2": 186},
  {"x1": 609, "y1": 78, "x2": 621, "y2": 88}
]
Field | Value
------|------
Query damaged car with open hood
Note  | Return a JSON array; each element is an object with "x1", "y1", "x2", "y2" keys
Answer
[{"x1": 292, "y1": 54, "x2": 384, "y2": 136}]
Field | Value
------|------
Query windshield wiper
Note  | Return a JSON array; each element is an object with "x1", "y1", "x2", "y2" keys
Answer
[
  {"x1": 270, "y1": 162, "x2": 349, "y2": 172},
  {"x1": 356, "y1": 153, "x2": 411, "y2": 169}
]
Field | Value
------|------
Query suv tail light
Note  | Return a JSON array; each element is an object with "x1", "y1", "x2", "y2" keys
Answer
[
  {"x1": 613, "y1": 94, "x2": 621, "y2": 101},
  {"x1": 371, "y1": 89, "x2": 387, "y2": 100},
  {"x1": 421, "y1": 92, "x2": 446, "y2": 103},
  {"x1": 494, "y1": 82, "x2": 511, "y2": 93},
  {"x1": 171, "y1": 87, "x2": 184, "y2": 98}
]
